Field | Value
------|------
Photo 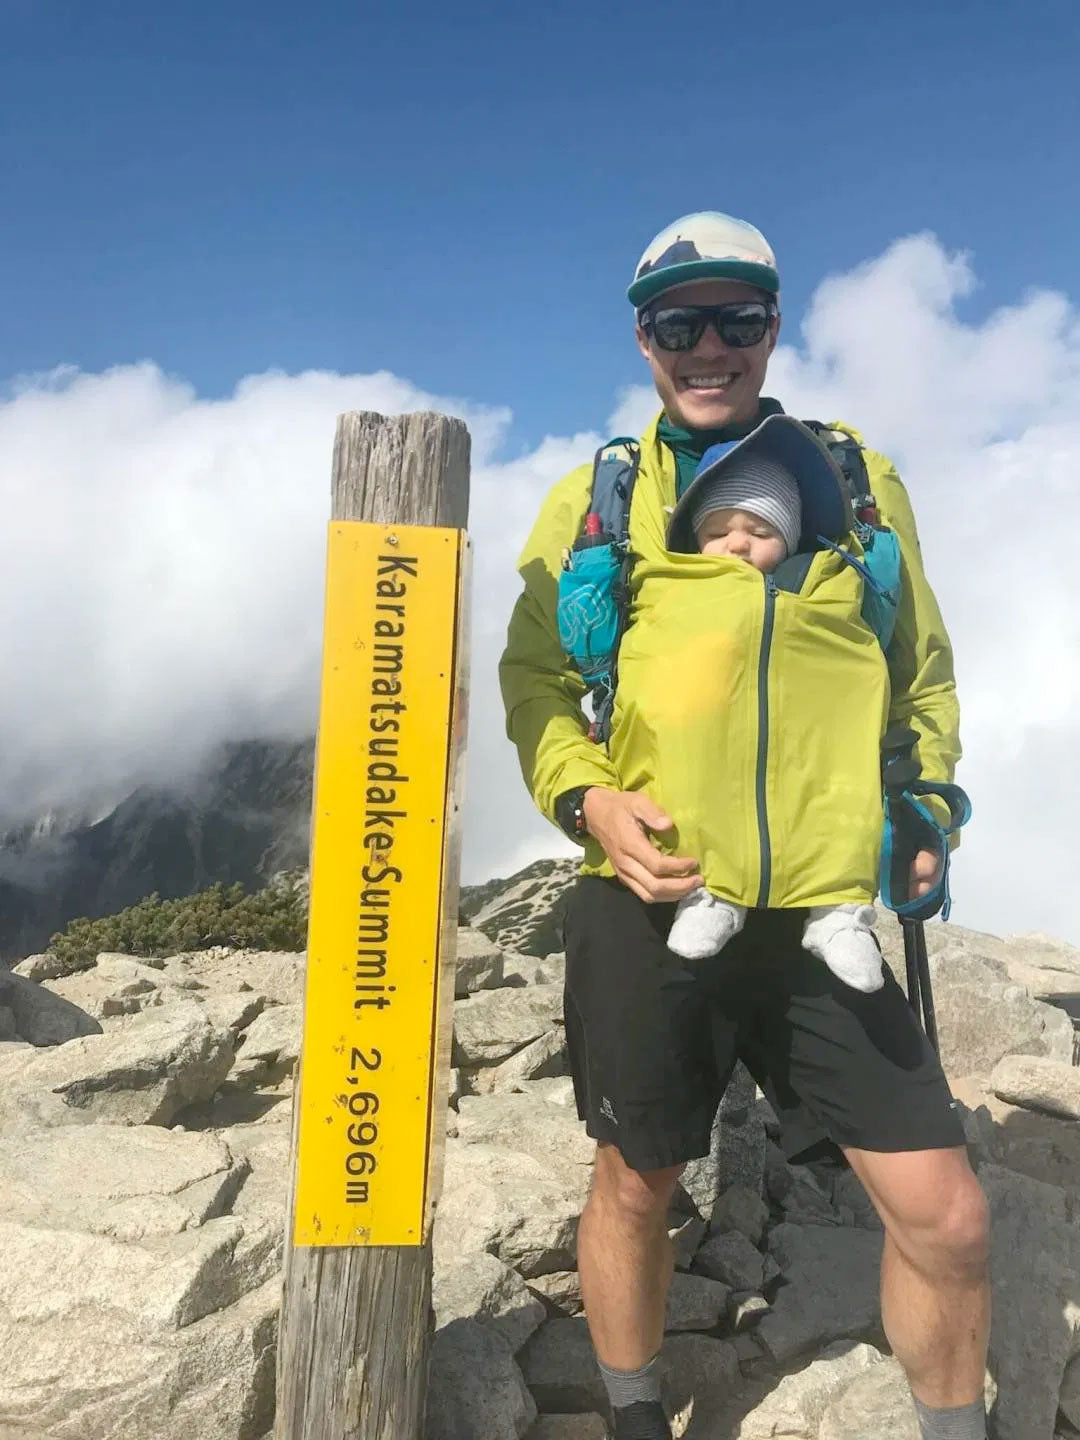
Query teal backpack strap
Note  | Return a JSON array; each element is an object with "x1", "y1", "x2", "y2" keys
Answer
[
  {"x1": 802, "y1": 421, "x2": 902, "y2": 651},
  {"x1": 556, "y1": 438, "x2": 641, "y2": 743},
  {"x1": 879, "y1": 726, "x2": 972, "y2": 921}
]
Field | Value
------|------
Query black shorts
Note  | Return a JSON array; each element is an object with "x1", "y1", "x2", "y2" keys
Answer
[{"x1": 563, "y1": 876, "x2": 964, "y2": 1173}]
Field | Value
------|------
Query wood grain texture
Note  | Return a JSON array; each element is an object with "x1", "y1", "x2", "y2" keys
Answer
[
  {"x1": 276, "y1": 409, "x2": 470, "y2": 1440},
  {"x1": 331, "y1": 411, "x2": 470, "y2": 528}
]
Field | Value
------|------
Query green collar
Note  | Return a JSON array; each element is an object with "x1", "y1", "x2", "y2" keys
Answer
[{"x1": 658, "y1": 396, "x2": 785, "y2": 496}]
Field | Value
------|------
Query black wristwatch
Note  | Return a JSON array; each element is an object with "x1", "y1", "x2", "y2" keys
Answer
[{"x1": 554, "y1": 786, "x2": 592, "y2": 843}]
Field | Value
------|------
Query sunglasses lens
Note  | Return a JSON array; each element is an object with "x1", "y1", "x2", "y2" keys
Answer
[
  {"x1": 718, "y1": 303, "x2": 769, "y2": 348},
  {"x1": 647, "y1": 302, "x2": 772, "y2": 351},
  {"x1": 650, "y1": 308, "x2": 702, "y2": 351}
]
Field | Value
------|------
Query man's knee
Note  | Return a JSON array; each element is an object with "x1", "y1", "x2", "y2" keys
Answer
[
  {"x1": 932, "y1": 1173, "x2": 990, "y2": 1276},
  {"x1": 588, "y1": 1142, "x2": 684, "y2": 1225},
  {"x1": 892, "y1": 1168, "x2": 990, "y2": 1280}
]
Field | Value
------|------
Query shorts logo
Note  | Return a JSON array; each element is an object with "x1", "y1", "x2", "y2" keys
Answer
[{"x1": 600, "y1": 1096, "x2": 618, "y2": 1125}]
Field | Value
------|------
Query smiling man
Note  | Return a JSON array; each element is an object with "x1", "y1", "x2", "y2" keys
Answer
[{"x1": 499, "y1": 213, "x2": 990, "y2": 1440}]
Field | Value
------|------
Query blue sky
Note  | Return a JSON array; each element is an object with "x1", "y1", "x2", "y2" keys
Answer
[
  {"x1": 4, "y1": 1, "x2": 1080, "y2": 938},
  {"x1": 3, "y1": 0, "x2": 1078, "y2": 449}
]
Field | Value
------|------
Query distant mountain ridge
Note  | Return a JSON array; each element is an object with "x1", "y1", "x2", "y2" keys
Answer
[{"x1": 0, "y1": 739, "x2": 314, "y2": 961}]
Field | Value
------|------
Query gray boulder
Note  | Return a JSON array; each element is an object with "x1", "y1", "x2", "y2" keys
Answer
[
  {"x1": 433, "y1": 1141, "x2": 582, "y2": 1277},
  {"x1": 659, "y1": 1333, "x2": 740, "y2": 1434},
  {"x1": 502, "y1": 952, "x2": 567, "y2": 988},
  {"x1": 1059, "y1": 1349, "x2": 1080, "y2": 1431},
  {"x1": 12, "y1": 952, "x2": 69, "y2": 982},
  {"x1": 758, "y1": 1224, "x2": 883, "y2": 1365},
  {"x1": 200, "y1": 990, "x2": 268, "y2": 1037},
  {"x1": 982, "y1": 1164, "x2": 1080, "y2": 1440},
  {"x1": 736, "y1": 1341, "x2": 886, "y2": 1438},
  {"x1": 226, "y1": 1003, "x2": 299, "y2": 1089},
  {"x1": 218, "y1": 1122, "x2": 290, "y2": 1228},
  {"x1": 427, "y1": 1318, "x2": 536, "y2": 1440},
  {"x1": 709, "y1": 1183, "x2": 769, "y2": 1244},
  {"x1": 693, "y1": 1230, "x2": 765, "y2": 1292},
  {"x1": 434, "y1": 1251, "x2": 546, "y2": 1354},
  {"x1": 816, "y1": 1357, "x2": 994, "y2": 1440},
  {"x1": 455, "y1": 1094, "x2": 593, "y2": 1181},
  {"x1": 816, "y1": 1357, "x2": 922, "y2": 1439},
  {"x1": 669, "y1": 1214, "x2": 707, "y2": 1271},
  {"x1": 516, "y1": 1076, "x2": 577, "y2": 1107},
  {"x1": 455, "y1": 926, "x2": 506, "y2": 997},
  {"x1": 525, "y1": 1418, "x2": 606, "y2": 1439},
  {"x1": 991, "y1": 1053, "x2": 1080, "y2": 1120},
  {"x1": 41, "y1": 955, "x2": 179, "y2": 1021},
  {"x1": 0, "y1": 969, "x2": 101, "y2": 1046},
  {"x1": 519, "y1": 1317, "x2": 605, "y2": 1414},
  {"x1": 526, "y1": 1271, "x2": 583, "y2": 1317},
  {"x1": 680, "y1": 1063, "x2": 764, "y2": 1216},
  {"x1": 0, "y1": 1004, "x2": 233, "y2": 1133},
  {"x1": 453, "y1": 984, "x2": 564, "y2": 1067},
  {"x1": 169, "y1": 948, "x2": 302, "y2": 1006},
  {"x1": 0, "y1": 1273, "x2": 278, "y2": 1440},
  {"x1": 985, "y1": 930, "x2": 1080, "y2": 1001},
  {"x1": 665, "y1": 1271, "x2": 731, "y2": 1331},
  {"x1": 766, "y1": 1149, "x2": 843, "y2": 1226},
  {"x1": 474, "y1": 1032, "x2": 568, "y2": 1094},
  {"x1": 924, "y1": 948, "x2": 1073, "y2": 1077},
  {"x1": 0, "y1": 1125, "x2": 244, "y2": 1241},
  {"x1": 0, "y1": 1212, "x2": 277, "y2": 1335}
]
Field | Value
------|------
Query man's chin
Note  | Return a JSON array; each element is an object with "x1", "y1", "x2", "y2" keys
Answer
[{"x1": 671, "y1": 390, "x2": 743, "y2": 430}]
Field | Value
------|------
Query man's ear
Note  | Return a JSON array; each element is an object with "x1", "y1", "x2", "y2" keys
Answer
[
  {"x1": 635, "y1": 323, "x2": 652, "y2": 362},
  {"x1": 766, "y1": 312, "x2": 782, "y2": 356}
]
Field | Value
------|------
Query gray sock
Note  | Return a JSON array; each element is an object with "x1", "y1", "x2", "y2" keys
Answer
[
  {"x1": 913, "y1": 1396, "x2": 987, "y2": 1440},
  {"x1": 597, "y1": 1354, "x2": 661, "y2": 1410}
]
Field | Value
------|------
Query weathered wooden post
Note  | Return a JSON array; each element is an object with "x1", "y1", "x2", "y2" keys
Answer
[{"x1": 275, "y1": 410, "x2": 470, "y2": 1440}]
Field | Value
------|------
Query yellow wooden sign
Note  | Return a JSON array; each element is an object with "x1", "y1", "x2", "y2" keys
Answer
[{"x1": 293, "y1": 521, "x2": 466, "y2": 1247}]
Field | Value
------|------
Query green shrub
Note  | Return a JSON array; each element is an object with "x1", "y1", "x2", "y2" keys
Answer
[{"x1": 48, "y1": 879, "x2": 308, "y2": 970}]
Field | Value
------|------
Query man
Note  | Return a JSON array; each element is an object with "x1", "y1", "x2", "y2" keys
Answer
[{"x1": 499, "y1": 213, "x2": 990, "y2": 1440}]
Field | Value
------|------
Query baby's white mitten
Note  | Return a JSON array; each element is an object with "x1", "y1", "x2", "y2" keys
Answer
[
  {"x1": 667, "y1": 890, "x2": 747, "y2": 960},
  {"x1": 802, "y1": 903, "x2": 883, "y2": 992}
]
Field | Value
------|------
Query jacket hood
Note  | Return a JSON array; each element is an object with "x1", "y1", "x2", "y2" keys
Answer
[{"x1": 666, "y1": 414, "x2": 853, "y2": 555}]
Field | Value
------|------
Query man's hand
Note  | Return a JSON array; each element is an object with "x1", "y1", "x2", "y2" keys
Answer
[
  {"x1": 909, "y1": 847, "x2": 942, "y2": 900},
  {"x1": 582, "y1": 788, "x2": 703, "y2": 904}
]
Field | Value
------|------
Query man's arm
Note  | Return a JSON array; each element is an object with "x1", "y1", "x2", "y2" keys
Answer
[
  {"x1": 866, "y1": 448, "x2": 961, "y2": 889},
  {"x1": 498, "y1": 463, "x2": 623, "y2": 819},
  {"x1": 870, "y1": 451, "x2": 961, "y2": 791},
  {"x1": 498, "y1": 466, "x2": 701, "y2": 903}
]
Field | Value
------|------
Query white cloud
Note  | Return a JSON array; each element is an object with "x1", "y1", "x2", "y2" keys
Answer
[{"x1": 3, "y1": 233, "x2": 1079, "y2": 942}]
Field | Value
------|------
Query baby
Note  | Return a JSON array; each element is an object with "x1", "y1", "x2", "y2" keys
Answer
[{"x1": 664, "y1": 447, "x2": 884, "y2": 993}]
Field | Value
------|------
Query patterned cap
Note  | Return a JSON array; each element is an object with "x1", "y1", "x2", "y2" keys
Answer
[{"x1": 629, "y1": 212, "x2": 780, "y2": 309}]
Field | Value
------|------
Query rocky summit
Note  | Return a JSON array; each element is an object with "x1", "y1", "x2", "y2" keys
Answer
[{"x1": 1, "y1": 863, "x2": 1080, "y2": 1439}]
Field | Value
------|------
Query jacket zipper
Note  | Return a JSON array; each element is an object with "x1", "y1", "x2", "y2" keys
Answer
[{"x1": 755, "y1": 575, "x2": 777, "y2": 908}]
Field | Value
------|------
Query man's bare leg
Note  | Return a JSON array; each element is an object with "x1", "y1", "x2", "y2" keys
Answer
[
  {"x1": 576, "y1": 1142, "x2": 684, "y2": 1369},
  {"x1": 844, "y1": 1145, "x2": 990, "y2": 1412}
]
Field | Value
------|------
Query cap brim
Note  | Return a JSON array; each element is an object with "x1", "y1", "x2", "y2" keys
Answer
[
  {"x1": 666, "y1": 415, "x2": 852, "y2": 555},
  {"x1": 629, "y1": 259, "x2": 780, "y2": 309}
]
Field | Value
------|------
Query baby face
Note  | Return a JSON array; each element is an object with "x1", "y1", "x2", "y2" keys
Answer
[{"x1": 695, "y1": 507, "x2": 787, "y2": 573}]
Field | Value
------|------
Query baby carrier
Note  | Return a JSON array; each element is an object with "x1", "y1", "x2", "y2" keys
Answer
[{"x1": 555, "y1": 422, "x2": 970, "y2": 1044}]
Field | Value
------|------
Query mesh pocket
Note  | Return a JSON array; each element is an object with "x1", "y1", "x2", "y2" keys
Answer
[
  {"x1": 860, "y1": 529, "x2": 902, "y2": 650},
  {"x1": 557, "y1": 543, "x2": 621, "y2": 684}
]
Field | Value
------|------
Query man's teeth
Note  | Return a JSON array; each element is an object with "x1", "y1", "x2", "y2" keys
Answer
[{"x1": 684, "y1": 374, "x2": 736, "y2": 389}]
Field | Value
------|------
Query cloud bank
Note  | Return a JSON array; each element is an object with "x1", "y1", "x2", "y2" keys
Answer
[{"x1": 3, "y1": 234, "x2": 1078, "y2": 941}]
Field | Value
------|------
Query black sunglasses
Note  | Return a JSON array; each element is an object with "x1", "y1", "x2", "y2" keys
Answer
[{"x1": 641, "y1": 300, "x2": 777, "y2": 352}]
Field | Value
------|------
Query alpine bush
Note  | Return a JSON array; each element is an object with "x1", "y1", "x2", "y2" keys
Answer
[{"x1": 48, "y1": 879, "x2": 308, "y2": 970}]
